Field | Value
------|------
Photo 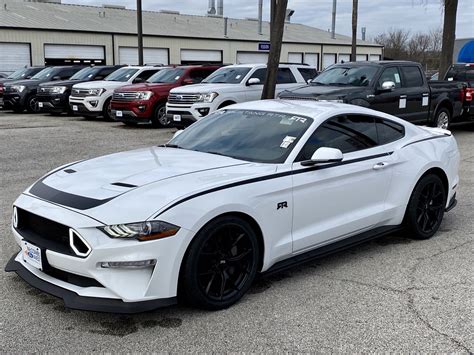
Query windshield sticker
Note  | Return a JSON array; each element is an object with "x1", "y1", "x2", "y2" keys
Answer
[
  {"x1": 235, "y1": 75, "x2": 242, "y2": 80},
  {"x1": 280, "y1": 115, "x2": 307, "y2": 125},
  {"x1": 280, "y1": 136, "x2": 296, "y2": 148},
  {"x1": 394, "y1": 73, "x2": 401, "y2": 83}
]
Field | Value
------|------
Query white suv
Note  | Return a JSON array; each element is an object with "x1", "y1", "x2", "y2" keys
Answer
[
  {"x1": 165, "y1": 63, "x2": 317, "y2": 126},
  {"x1": 69, "y1": 66, "x2": 163, "y2": 119}
]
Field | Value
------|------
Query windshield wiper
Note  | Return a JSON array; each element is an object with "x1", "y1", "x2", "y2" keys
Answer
[
  {"x1": 205, "y1": 151, "x2": 240, "y2": 159},
  {"x1": 158, "y1": 143, "x2": 183, "y2": 148}
]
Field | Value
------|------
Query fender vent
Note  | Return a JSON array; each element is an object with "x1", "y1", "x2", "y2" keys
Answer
[{"x1": 111, "y1": 182, "x2": 137, "y2": 188}]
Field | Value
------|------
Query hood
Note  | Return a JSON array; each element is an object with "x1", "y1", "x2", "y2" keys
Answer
[
  {"x1": 4, "y1": 78, "x2": 42, "y2": 87},
  {"x1": 27, "y1": 147, "x2": 276, "y2": 224},
  {"x1": 170, "y1": 83, "x2": 241, "y2": 94},
  {"x1": 280, "y1": 84, "x2": 364, "y2": 99},
  {"x1": 117, "y1": 82, "x2": 177, "y2": 93},
  {"x1": 72, "y1": 80, "x2": 128, "y2": 90},
  {"x1": 40, "y1": 79, "x2": 89, "y2": 88}
]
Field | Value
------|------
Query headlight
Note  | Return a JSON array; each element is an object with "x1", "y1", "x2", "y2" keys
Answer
[
  {"x1": 135, "y1": 91, "x2": 153, "y2": 100},
  {"x1": 98, "y1": 221, "x2": 180, "y2": 241},
  {"x1": 197, "y1": 92, "x2": 218, "y2": 103},
  {"x1": 87, "y1": 88, "x2": 105, "y2": 96},
  {"x1": 51, "y1": 86, "x2": 67, "y2": 94},
  {"x1": 11, "y1": 85, "x2": 26, "y2": 93}
]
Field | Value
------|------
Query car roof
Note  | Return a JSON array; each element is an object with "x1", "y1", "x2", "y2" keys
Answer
[
  {"x1": 226, "y1": 99, "x2": 410, "y2": 126},
  {"x1": 226, "y1": 63, "x2": 316, "y2": 69}
]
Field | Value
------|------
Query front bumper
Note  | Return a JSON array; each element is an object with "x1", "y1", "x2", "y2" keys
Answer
[
  {"x1": 5, "y1": 194, "x2": 190, "y2": 313},
  {"x1": 36, "y1": 94, "x2": 69, "y2": 113},
  {"x1": 166, "y1": 101, "x2": 217, "y2": 124},
  {"x1": 5, "y1": 254, "x2": 176, "y2": 313},
  {"x1": 69, "y1": 94, "x2": 106, "y2": 114},
  {"x1": 2, "y1": 92, "x2": 26, "y2": 109}
]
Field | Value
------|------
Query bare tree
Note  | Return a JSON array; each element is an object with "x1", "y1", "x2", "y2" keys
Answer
[
  {"x1": 374, "y1": 28, "x2": 410, "y2": 59},
  {"x1": 351, "y1": 0, "x2": 358, "y2": 61},
  {"x1": 439, "y1": 0, "x2": 458, "y2": 77},
  {"x1": 261, "y1": 0, "x2": 288, "y2": 100}
]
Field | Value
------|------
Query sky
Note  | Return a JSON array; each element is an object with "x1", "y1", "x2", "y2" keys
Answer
[{"x1": 62, "y1": 0, "x2": 474, "y2": 39}]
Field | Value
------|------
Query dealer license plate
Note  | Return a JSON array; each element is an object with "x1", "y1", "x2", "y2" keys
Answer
[
  {"x1": 116, "y1": 110, "x2": 123, "y2": 117},
  {"x1": 38, "y1": 102, "x2": 43, "y2": 108},
  {"x1": 173, "y1": 114, "x2": 181, "y2": 122},
  {"x1": 21, "y1": 240, "x2": 42, "y2": 270},
  {"x1": 72, "y1": 105, "x2": 78, "y2": 111}
]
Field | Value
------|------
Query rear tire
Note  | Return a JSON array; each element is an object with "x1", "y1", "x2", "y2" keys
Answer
[
  {"x1": 150, "y1": 103, "x2": 168, "y2": 128},
  {"x1": 434, "y1": 107, "x2": 451, "y2": 129},
  {"x1": 404, "y1": 174, "x2": 447, "y2": 240},
  {"x1": 180, "y1": 216, "x2": 260, "y2": 310}
]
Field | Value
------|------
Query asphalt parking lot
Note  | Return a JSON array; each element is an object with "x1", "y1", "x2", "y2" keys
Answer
[{"x1": 0, "y1": 111, "x2": 472, "y2": 353}]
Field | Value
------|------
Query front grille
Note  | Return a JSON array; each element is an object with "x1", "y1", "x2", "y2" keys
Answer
[
  {"x1": 112, "y1": 92, "x2": 138, "y2": 102},
  {"x1": 71, "y1": 88, "x2": 91, "y2": 98},
  {"x1": 168, "y1": 93, "x2": 201, "y2": 105},
  {"x1": 16, "y1": 208, "x2": 75, "y2": 257}
]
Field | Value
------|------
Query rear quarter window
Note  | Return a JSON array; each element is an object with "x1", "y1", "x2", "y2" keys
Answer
[
  {"x1": 400, "y1": 66, "x2": 424, "y2": 87},
  {"x1": 298, "y1": 68, "x2": 318, "y2": 82},
  {"x1": 376, "y1": 119, "x2": 405, "y2": 144}
]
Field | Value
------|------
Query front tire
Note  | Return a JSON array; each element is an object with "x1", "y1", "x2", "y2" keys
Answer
[
  {"x1": 102, "y1": 98, "x2": 112, "y2": 121},
  {"x1": 434, "y1": 107, "x2": 451, "y2": 130},
  {"x1": 151, "y1": 103, "x2": 168, "y2": 128},
  {"x1": 180, "y1": 216, "x2": 260, "y2": 310},
  {"x1": 404, "y1": 174, "x2": 447, "y2": 240},
  {"x1": 26, "y1": 95, "x2": 38, "y2": 113}
]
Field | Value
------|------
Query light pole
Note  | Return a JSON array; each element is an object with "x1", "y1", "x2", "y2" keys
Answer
[{"x1": 137, "y1": 0, "x2": 144, "y2": 65}]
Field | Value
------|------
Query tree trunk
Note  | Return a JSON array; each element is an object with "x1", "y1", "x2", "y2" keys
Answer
[
  {"x1": 439, "y1": 0, "x2": 458, "y2": 78},
  {"x1": 261, "y1": 0, "x2": 288, "y2": 100},
  {"x1": 351, "y1": 0, "x2": 358, "y2": 62}
]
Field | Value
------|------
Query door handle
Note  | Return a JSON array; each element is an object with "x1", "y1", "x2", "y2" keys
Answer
[{"x1": 373, "y1": 162, "x2": 389, "y2": 170}]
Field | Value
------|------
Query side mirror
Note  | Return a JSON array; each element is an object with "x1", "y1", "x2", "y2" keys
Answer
[
  {"x1": 133, "y1": 77, "x2": 145, "y2": 84},
  {"x1": 52, "y1": 76, "x2": 62, "y2": 81},
  {"x1": 172, "y1": 130, "x2": 184, "y2": 139},
  {"x1": 379, "y1": 81, "x2": 396, "y2": 91},
  {"x1": 301, "y1": 147, "x2": 343, "y2": 166},
  {"x1": 246, "y1": 78, "x2": 261, "y2": 86},
  {"x1": 182, "y1": 78, "x2": 194, "y2": 85}
]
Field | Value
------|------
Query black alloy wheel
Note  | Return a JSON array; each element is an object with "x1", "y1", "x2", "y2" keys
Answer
[
  {"x1": 405, "y1": 174, "x2": 447, "y2": 239},
  {"x1": 181, "y1": 216, "x2": 259, "y2": 310},
  {"x1": 151, "y1": 103, "x2": 168, "y2": 128},
  {"x1": 26, "y1": 95, "x2": 38, "y2": 113}
]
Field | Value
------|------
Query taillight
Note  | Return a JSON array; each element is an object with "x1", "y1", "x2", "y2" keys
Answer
[{"x1": 465, "y1": 88, "x2": 473, "y2": 102}]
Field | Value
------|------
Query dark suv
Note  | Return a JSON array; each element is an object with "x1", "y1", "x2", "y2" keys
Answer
[
  {"x1": 36, "y1": 65, "x2": 123, "y2": 114},
  {"x1": 0, "y1": 67, "x2": 46, "y2": 107},
  {"x1": 3, "y1": 66, "x2": 84, "y2": 113}
]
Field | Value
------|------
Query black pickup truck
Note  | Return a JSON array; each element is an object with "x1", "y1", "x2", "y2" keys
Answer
[
  {"x1": 443, "y1": 63, "x2": 474, "y2": 120},
  {"x1": 279, "y1": 61, "x2": 465, "y2": 129},
  {"x1": 36, "y1": 65, "x2": 123, "y2": 114}
]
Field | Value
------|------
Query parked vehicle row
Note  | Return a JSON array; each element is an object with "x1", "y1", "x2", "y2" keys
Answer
[{"x1": 1, "y1": 61, "x2": 472, "y2": 131}]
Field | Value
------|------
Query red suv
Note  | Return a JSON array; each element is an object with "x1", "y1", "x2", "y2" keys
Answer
[{"x1": 111, "y1": 65, "x2": 221, "y2": 127}]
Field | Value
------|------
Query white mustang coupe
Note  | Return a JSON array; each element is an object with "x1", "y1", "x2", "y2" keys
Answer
[{"x1": 6, "y1": 100, "x2": 459, "y2": 312}]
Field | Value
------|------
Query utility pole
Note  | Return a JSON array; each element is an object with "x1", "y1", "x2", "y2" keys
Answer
[
  {"x1": 351, "y1": 0, "x2": 358, "y2": 62},
  {"x1": 137, "y1": 0, "x2": 144, "y2": 65},
  {"x1": 331, "y1": 0, "x2": 337, "y2": 39}
]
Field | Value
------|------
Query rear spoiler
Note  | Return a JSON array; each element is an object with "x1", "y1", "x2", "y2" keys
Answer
[{"x1": 419, "y1": 126, "x2": 452, "y2": 136}]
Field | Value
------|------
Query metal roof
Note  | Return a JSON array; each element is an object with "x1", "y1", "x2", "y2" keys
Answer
[{"x1": 0, "y1": 0, "x2": 381, "y2": 47}]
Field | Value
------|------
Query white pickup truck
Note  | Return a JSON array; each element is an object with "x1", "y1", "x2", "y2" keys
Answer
[
  {"x1": 165, "y1": 63, "x2": 317, "y2": 126},
  {"x1": 69, "y1": 66, "x2": 162, "y2": 120}
]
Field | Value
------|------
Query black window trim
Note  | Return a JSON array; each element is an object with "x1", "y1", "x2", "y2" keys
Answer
[
  {"x1": 400, "y1": 65, "x2": 425, "y2": 88},
  {"x1": 293, "y1": 113, "x2": 406, "y2": 163}
]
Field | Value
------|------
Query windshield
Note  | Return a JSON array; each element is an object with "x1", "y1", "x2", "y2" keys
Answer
[
  {"x1": 7, "y1": 68, "x2": 30, "y2": 80},
  {"x1": 202, "y1": 67, "x2": 251, "y2": 84},
  {"x1": 31, "y1": 67, "x2": 57, "y2": 80},
  {"x1": 312, "y1": 66, "x2": 378, "y2": 86},
  {"x1": 105, "y1": 68, "x2": 139, "y2": 82},
  {"x1": 169, "y1": 109, "x2": 313, "y2": 163},
  {"x1": 148, "y1": 68, "x2": 185, "y2": 83},
  {"x1": 70, "y1": 67, "x2": 100, "y2": 80}
]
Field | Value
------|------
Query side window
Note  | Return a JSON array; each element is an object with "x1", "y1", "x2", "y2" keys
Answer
[
  {"x1": 136, "y1": 69, "x2": 160, "y2": 80},
  {"x1": 250, "y1": 68, "x2": 266, "y2": 83},
  {"x1": 376, "y1": 119, "x2": 405, "y2": 144},
  {"x1": 58, "y1": 68, "x2": 79, "y2": 79},
  {"x1": 296, "y1": 115, "x2": 377, "y2": 161},
  {"x1": 378, "y1": 67, "x2": 402, "y2": 88},
  {"x1": 400, "y1": 66, "x2": 424, "y2": 87},
  {"x1": 298, "y1": 68, "x2": 318, "y2": 82},
  {"x1": 189, "y1": 69, "x2": 209, "y2": 83},
  {"x1": 277, "y1": 68, "x2": 296, "y2": 83},
  {"x1": 98, "y1": 67, "x2": 117, "y2": 78}
]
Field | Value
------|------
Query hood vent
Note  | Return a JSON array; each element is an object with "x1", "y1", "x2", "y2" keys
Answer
[{"x1": 111, "y1": 182, "x2": 137, "y2": 188}]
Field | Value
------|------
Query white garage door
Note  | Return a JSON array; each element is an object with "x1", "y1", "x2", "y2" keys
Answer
[
  {"x1": 356, "y1": 54, "x2": 368, "y2": 61},
  {"x1": 338, "y1": 53, "x2": 351, "y2": 63},
  {"x1": 119, "y1": 47, "x2": 169, "y2": 66},
  {"x1": 0, "y1": 43, "x2": 30, "y2": 74},
  {"x1": 304, "y1": 53, "x2": 319, "y2": 68},
  {"x1": 236, "y1": 51, "x2": 268, "y2": 64},
  {"x1": 45, "y1": 44, "x2": 104, "y2": 60},
  {"x1": 288, "y1": 52, "x2": 303, "y2": 64},
  {"x1": 322, "y1": 53, "x2": 337, "y2": 69},
  {"x1": 181, "y1": 49, "x2": 222, "y2": 64},
  {"x1": 370, "y1": 54, "x2": 381, "y2": 61}
]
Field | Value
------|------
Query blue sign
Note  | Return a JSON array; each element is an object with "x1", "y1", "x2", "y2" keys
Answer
[{"x1": 258, "y1": 42, "x2": 270, "y2": 51}]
